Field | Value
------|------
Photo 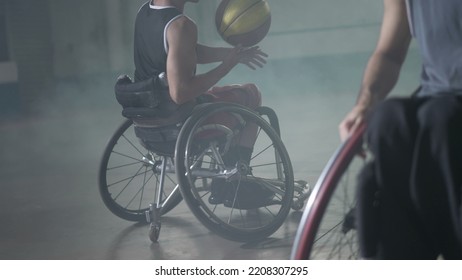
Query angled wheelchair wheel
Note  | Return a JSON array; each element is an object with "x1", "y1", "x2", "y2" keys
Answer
[
  {"x1": 175, "y1": 103, "x2": 294, "y2": 242},
  {"x1": 99, "y1": 119, "x2": 182, "y2": 222},
  {"x1": 291, "y1": 123, "x2": 366, "y2": 259}
]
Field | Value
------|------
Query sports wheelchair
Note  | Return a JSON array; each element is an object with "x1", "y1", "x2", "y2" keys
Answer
[
  {"x1": 98, "y1": 75, "x2": 311, "y2": 243},
  {"x1": 291, "y1": 87, "x2": 426, "y2": 259},
  {"x1": 291, "y1": 123, "x2": 366, "y2": 259}
]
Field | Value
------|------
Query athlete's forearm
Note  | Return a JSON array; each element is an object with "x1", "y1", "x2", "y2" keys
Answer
[
  {"x1": 356, "y1": 51, "x2": 404, "y2": 111},
  {"x1": 168, "y1": 59, "x2": 236, "y2": 104},
  {"x1": 196, "y1": 44, "x2": 232, "y2": 64}
]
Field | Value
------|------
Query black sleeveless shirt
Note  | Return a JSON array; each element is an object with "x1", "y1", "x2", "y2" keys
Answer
[
  {"x1": 134, "y1": 2, "x2": 182, "y2": 82},
  {"x1": 132, "y1": 2, "x2": 195, "y2": 119}
]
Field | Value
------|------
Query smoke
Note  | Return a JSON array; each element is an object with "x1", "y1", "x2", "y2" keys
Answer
[{"x1": 0, "y1": 0, "x2": 423, "y2": 260}]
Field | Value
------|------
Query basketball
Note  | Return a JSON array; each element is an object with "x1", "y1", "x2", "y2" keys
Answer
[{"x1": 215, "y1": 0, "x2": 271, "y2": 47}]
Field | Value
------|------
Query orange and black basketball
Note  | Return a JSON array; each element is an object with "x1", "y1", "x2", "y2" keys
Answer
[{"x1": 215, "y1": 0, "x2": 271, "y2": 47}]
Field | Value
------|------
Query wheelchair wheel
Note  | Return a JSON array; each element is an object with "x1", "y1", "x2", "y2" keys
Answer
[
  {"x1": 99, "y1": 119, "x2": 182, "y2": 222},
  {"x1": 291, "y1": 123, "x2": 366, "y2": 259},
  {"x1": 175, "y1": 103, "x2": 294, "y2": 242}
]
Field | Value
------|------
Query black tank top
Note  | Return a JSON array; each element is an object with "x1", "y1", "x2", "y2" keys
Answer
[
  {"x1": 133, "y1": 2, "x2": 194, "y2": 119},
  {"x1": 134, "y1": 2, "x2": 182, "y2": 82}
]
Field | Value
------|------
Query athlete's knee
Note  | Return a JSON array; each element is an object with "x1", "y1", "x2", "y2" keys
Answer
[
  {"x1": 241, "y1": 83, "x2": 262, "y2": 108},
  {"x1": 370, "y1": 99, "x2": 405, "y2": 127},
  {"x1": 418, "y1": 96, "x2": 462, "y2": 133},
  {"x1": 367, "y1": 99, "x2": 408, "y2": 144}
]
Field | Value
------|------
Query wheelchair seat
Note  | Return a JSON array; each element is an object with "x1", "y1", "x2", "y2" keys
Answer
[
  {"x1": 114, "y1": 74, "x2": 194, "y2": 156},
  {"x1": 132, "y1": 123, "x2": 180, "y2": 156},
  {"x1": 126, "y1": 103, "x2": 194, "y2": 156}
]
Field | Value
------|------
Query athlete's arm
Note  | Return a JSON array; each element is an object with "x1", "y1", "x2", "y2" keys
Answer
[
  {"x1": 166, "y1": 16, "x2": 268, "y2": 104},
  {"x1": 196, "y1": 44, "x2": 230, "y2": 63},
  {"x1": 339, "y1": 0, "x2": 411, "y2": 141},
  {"x1": 196, "y1": 44, "x2": 268, "y2": 69}
]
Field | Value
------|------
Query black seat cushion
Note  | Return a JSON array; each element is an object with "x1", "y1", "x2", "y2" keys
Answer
[
  {"x1": 115, "y1": 74, "x2": 167, "y2": 109},
  {"x1": 113, "y1": 74, "x2": 196, "y2": 155},
  {"x1": 134, "y1": 123, "x2": 181, "y2": 156}
]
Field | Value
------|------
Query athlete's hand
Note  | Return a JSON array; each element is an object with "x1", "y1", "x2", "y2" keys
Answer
[
  {"x1": 339, "y1": 105, "x2": 367, "y2": 142},
  {"x1": 225, "y1": 45, "x2": 268, "y2": 70},
  {"x1": 237, "y1": 46, "x2": 268, "y2": 69}
]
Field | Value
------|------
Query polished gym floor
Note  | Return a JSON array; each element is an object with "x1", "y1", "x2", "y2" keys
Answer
[{"x1": 0, "y1": 86, "x2": 353, "y2": 260}]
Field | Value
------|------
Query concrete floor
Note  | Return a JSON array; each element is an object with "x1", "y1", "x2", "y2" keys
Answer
[
  {"x1": 0, "y1": 90, "x2": 351, "y2": 260},
  {"x1": 0, "y1": 34, "x2": 426, "y2": 259}
]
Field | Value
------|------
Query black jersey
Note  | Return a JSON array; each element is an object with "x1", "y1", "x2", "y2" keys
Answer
[{"x1": 134, "y1": 2, "x2": 182, "y2": 82}]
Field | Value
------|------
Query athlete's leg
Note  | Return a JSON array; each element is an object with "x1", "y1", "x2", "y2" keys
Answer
[
  {"x1": 206, "y1": 84, "x2": 262, "y2": 161},
  {"x1": 360, "y1": 97, "x2": 436, "y2": 259},
  {"x1": 412, "y1": 95, "x2": 462, "y2": 259},
  {"x1": 204, "y1": 84, "x2": 268, "y2": 205}
]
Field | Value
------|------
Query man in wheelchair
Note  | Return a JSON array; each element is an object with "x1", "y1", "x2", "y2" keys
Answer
[
  {"x1": 117, "y1": 0, "x2": 273, "y2": 210},
  {"x1": 339, "y1": 0, "x2": 462, "y2": 259}
]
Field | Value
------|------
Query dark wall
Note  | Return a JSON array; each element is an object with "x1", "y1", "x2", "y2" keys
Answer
[
  {"x1": 0, "y1": 1, "x2": 8, "y2": 61},
  {"x1": 4, "y1": 0, "x2": 54, "y2": 113}
]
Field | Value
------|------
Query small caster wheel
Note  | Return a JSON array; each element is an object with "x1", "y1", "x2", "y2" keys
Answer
[{"x1": 149, "y1": 224, "x2": 161, "y2": 242}]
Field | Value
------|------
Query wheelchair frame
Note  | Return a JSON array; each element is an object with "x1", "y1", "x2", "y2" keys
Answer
[{"x1": 99, "y1": 102, "x2": 311, "y2": 243}]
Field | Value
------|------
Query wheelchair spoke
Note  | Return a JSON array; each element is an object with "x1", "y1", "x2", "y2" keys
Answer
[
  {"x1": 297, "y1": 149, "x2": 362, "y2": 259},
  {"x1": 121, "y1": 134, "x2": 146, "y2": 158},
  {"x1": 106, "y1": 160, "x2": 142, "y2": 171},
  {"x1": 250, "y1": 161, "x2": 283, "y2": 169},
  {"x1": 137, "y1": 166, "x2": 149, "y2": 210},
  {"x1": 250, "y1": 143, "x2": 273, "y2": 161},
  {"x1": 107, "y1": 167, "x2": 151, "y2": 188},
  {"x1": 118, "y1": 170, "x2": 154, "y2": 208},
  {"x1": 100, "y1": 119, "x2": 182, "y2": 222},
  {"x1": 175, "y1": 103, "x2": 294, "y2": 242}
]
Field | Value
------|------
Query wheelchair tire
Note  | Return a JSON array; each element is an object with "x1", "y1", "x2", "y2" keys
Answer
[
  {"x1": 99, "y1": 119, "x2": 182, "y2": 222},
  {"x1": 291, "y1": 123, "x2": 366, "y2": 259},
  {"x1": 175, "y1": 103, "x2": 294, "y2": 242}
]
